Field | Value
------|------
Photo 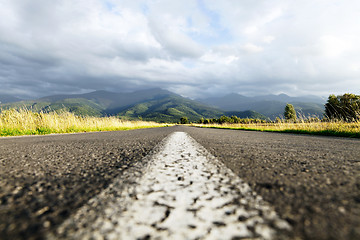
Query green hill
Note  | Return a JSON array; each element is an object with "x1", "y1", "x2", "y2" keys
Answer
[
  {"x1": 118, "y1": 95, "x2": 224, "y2": 123},
  {"x1": 0, "y1": 88, "x2": 174, "y2": 117}
]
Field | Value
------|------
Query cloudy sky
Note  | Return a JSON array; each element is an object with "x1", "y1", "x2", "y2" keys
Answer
[{"x1": 0, "y1": 0, "x2": 359, "y2": 99}]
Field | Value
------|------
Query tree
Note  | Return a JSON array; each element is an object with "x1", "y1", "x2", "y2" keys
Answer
[
  {"x1": 284, "y1": 103, "x2": 297, "y2": 121},
  {"x1": 325, "y1": 94, "x2": 340, "y2": 120},
  {"x1": 180, "y1": 117, "x2": 188, "y2": 124},
  {"x1": 325, "y1": 93, "x2": 360, "y2": 121}
]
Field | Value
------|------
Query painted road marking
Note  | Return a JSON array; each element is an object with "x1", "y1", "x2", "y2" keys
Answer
[{"x1": 49, "y1": 132, "x2": 291, "y2": 239}]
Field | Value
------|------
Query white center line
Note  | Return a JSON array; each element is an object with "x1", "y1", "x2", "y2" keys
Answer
[{"x1": 49, "y1": 132, "x2": 291, "y2": 240}]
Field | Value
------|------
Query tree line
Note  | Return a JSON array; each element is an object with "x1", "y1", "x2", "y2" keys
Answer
[
  {"x1": 198, "y1": 115, "x2": 267, "y2": 124},
  {"x1": 179, "y1": 116, "x2": 267, "y2": 124}
]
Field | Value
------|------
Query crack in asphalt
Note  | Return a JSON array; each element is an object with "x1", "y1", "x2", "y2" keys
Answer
[{"x1": 48, "y1": 132, "x2": 291, "y2": 239}]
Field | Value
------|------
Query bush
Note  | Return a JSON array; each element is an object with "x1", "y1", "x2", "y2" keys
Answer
[{"x1": 180, "y1": 117, "x2": 189, "y2": 124}]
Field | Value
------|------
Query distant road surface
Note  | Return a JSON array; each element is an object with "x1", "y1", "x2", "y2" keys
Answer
[{"x1": 0, "y1": 126, "x2": 359, "y2": 239}]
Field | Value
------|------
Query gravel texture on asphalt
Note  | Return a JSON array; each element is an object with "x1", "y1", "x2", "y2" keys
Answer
[
  {"x1": 50, "y1": 132, "x2": 290, "y2": 240},
  {"x1": 0, "y1": 127, "x2": 174, "y2": 240},
  {"x1": 181, "y1": 126, "x2": 360, "y2": 240}
]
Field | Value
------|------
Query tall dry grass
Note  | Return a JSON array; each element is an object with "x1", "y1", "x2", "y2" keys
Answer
[
  {"x1": 0, "y1": 108, "x2": 168, "y2": 136},
  {"x1": 193, "y1": 119, "x2": 360, "y2": 138}
]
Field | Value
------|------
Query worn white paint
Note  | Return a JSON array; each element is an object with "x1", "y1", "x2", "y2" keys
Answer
[{"x1": 49, "y1": 132, "x2": 290, "y2": 239}]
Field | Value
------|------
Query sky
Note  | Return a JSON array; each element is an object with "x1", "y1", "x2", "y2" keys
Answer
[{"x1": 0, "y1": 0, "x2": 359, "y2": 99}]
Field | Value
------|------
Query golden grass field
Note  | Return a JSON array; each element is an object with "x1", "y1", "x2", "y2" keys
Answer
[
  {"x1": 193, "y1": 120, "x2": 360, "y2": 138},
  {"x1": 0, "y1": 108, "x2": 169, "y2": 136}
]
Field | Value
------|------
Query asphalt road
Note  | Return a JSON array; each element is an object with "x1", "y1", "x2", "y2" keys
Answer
[
  {"x1": 1, "y1": 126, "x2": 359, "y2": 239},
  {"x1": 183, "y1": 126, "x2": 360, "y2": 240},
  {"x1": 0, "y1": 127, "x2": 175, "y2": 240}
]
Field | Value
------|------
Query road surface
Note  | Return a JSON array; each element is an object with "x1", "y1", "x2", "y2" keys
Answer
[{"x1": 0, "y1": 126, "x2": 359, "y2": 239}]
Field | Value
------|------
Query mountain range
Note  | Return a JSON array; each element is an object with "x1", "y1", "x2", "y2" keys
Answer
[{"x1": 0, "y1": 88, "x2": 325, "y2": 122}]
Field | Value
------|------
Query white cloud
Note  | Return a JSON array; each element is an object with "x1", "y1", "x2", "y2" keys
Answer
[
  {"x1": 241, "y1": 43, "x2": 263, "y2": 53},
  {"x1": 148, "y1": 15, "x2": 204, "y2": 59},
  {"x1": 263, "y1": 36, "x2": 275, "y2": 44},
  {"x1": 319, "y1": 35, "x2": 352, "y2": 58}
]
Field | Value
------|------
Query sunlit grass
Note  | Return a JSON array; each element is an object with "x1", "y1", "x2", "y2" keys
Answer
[
  {"x1": 192, "y1": 120, "x2": 360, "y2": 138},
  {"x1": 0, "y1": 108, "x2": 170, "y2": 137}
]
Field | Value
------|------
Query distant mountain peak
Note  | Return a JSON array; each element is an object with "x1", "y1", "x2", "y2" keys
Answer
[{"x1": 0, "y1": 94, "x2": 22, "y2": 104}]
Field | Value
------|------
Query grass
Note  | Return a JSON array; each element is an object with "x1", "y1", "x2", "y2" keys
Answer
[
  {"x1": 192, "y1": 120, "x2": 360, "y2": 138},
  {"x1": 0, "y1": 108, "x2": 170, "y2": 137}
]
